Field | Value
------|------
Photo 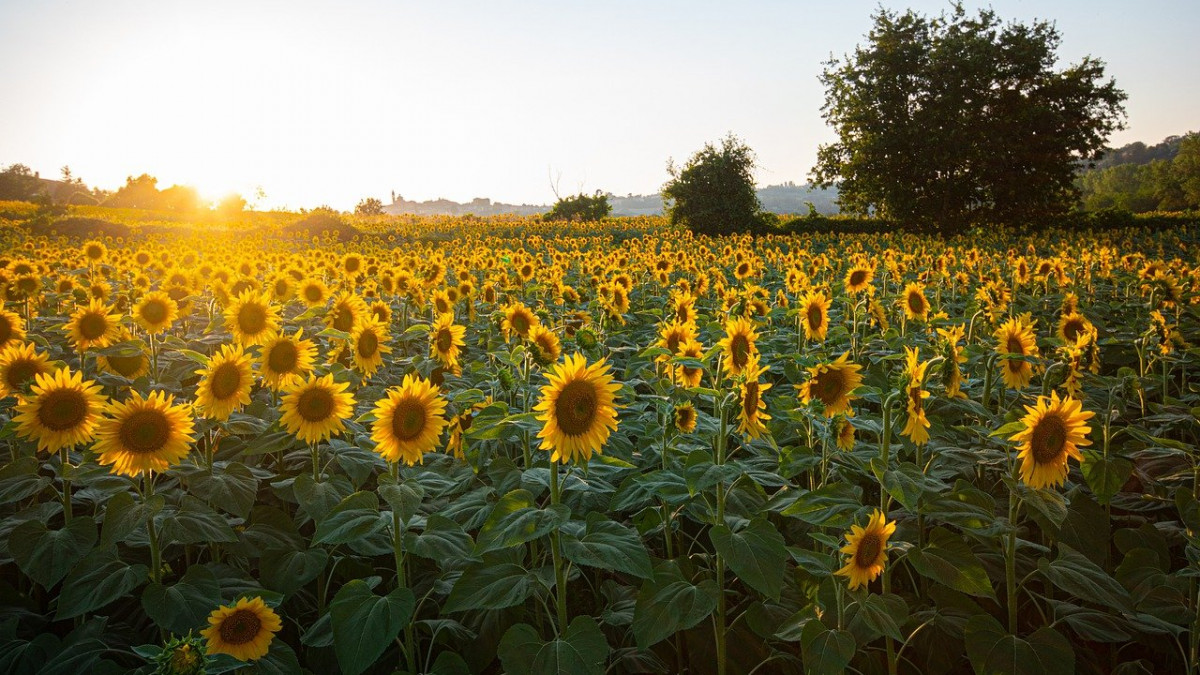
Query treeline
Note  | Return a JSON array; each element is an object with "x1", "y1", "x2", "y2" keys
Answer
[
  {"x1": 1077, "y1": 133, "x2": 1200, "y2": 212},
  {"x1": 0, "y1": 165, "x2": 247, "y2": 215}
]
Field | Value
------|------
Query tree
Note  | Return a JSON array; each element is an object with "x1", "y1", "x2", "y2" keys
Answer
[
  {"x1": 104, "y1": 174, "x2": 162, "y2": 209},
  {"x1": 0, "y1": 164, "x2": 44, "y2": 201},
  {"x1": 662, "y1": 134, "x2": 762, "y2": 236},
  {"x1": 216, "y1": 193, "x2": 247, "y2": 217},
  {"x1": 812, "y1": 4, "x2": 1127, "y2": 231},
  {"x1": 355, "y1": 198, "x2": 384, "y2": 216},
  {"x1": 543, "y1": 191, "x2": 611, "y2": 222}
]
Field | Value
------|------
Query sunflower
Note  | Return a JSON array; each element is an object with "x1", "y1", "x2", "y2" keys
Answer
[
  {"x1": 936, "y1": 325, "x2": 967, "y2": 399},
  {"x1": 82, "y1": 240, "x2": 107, "y2": 263},
  {"x1": 901, "y1": 282, "x2": 929, "y2": 322},
  {"x1": 995, "y1": 316, "x2": 1039, "y2": 389},
  {"x1": 834, "y1": 417, "x2": 856, "y2": 451},
  {"x1": 259, "y1": 330, "x2": 317, "y2": 391},
  {"x1": 835, "y1": 510, "x2": 896, "y2": 590},
  {"x1": 133, "y1": 291, "x2": 179, "y2": 335},
  {"x1": 446, "y1": 397, "x2": 492, "y2": 459},
  {"x1": 370, "y1": 373, "x2": 448, "y2": 465},
  {"x1": 194, "y1": 344, "x2": 255, "y2": 421},
  {"x1": 66, "y1": 298, "x2": 121, "y2": 350},
  {"x1": 368, "y1": 300, "x2": 392, "y2": 325},
  {"x1": 0, "y1": 308, "x2": 26, "y2": 350},
  {"x1": 671, "y1": 338, "x2": 705, "y2": 388},
  {"x1": 901, "y1": 347, "x2": 931, "y2": 446},
  {"x1": 326, "y1": 291, "x2": 367, "y2": 333},
  {"x1": 718, "y1": 316, "x2": 760, "y2": 376},
  {"x1": 224, "y1": 290, "x2": 280, "y2": 347},
  {"x1": 96, "y1": 330, "x2": 150, "y2": 380},
  {"x1": 502, "y1": 301, "x2": 539, "y2": 342},
  {"x1": 528, "y1": 324, "x2": 562, "y2": 367},
  {"x1": 94, "y1": 390, "x2": 196, "y2": 477},
  {"x1": 534, "y1": 353, "x2": 621, "y2": 464},
  {"x1": 800, "y1": 290, "x2": 831, "y2": 342},
  {"x1": 350, "y1": 315, "x2": 391, "y2": 377},
  {"x1": 844, "y1": 263, "x2": 874, "y2": 295},
  {"x1": 201, "y1": 596, "x2": 282, "y2": 662},
  {"x1": 1057, "y1": 311, "x2": 1093, "y2": 344},
  {"x1": 0, "y1": 341, "x2": 55, "y2": 399},
  {"x1": 13, "y1": 368, "x2": 106, "y2": 452},
  {"x1": 656, "y1": 320, "x2": 697, "y2": 364},
  {"x1": 1009, "y1": 392, "x2": 1095, "y2": 490},
  {"x1": 280, "y1": 374, "x2": 356, "y2": 444},
  {"x1": 299, "y1": 279, "x2": 330, "y2": 307},
  {"x1": 430, "y1": 312, "x2": 467, "y2": 369},
  {"x1": 674, "y1": 402, "x2": 697, "y2": 434},
  {"x1": 736, "y1": 356, "x2": 772, "y2": 440},
  {"x1": 798, "y1": 352, "x2": 863, "y2": 418}
]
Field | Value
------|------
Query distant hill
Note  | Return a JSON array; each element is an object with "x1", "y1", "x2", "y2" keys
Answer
[
  {"x1": 1089, "y1": 135, "x2": 1185, "y2": 170},
  {"x1": 382, "y1": 183, "x2": 840, "y2": 217}
]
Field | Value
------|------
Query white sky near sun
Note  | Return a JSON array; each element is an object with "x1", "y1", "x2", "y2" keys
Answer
[{"x1": 0, "y1": 0, "x2": 1197, "y2": 210}]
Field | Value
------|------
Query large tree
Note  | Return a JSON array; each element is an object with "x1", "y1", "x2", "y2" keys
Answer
[
  {"x1": 811, "y1": 4, "x2": 1127, "y2": 231},
  {"x1": 663, "y1": 134, "x2": 763, "y2": 236}
]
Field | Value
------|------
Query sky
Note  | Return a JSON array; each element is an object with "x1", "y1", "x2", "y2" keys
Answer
[{"x1": 1, "y1": 0, "x2": 1197, "y2": 211}]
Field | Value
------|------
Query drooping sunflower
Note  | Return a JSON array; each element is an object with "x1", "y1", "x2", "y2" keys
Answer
[
  {"x1": 133, "y1": 290, "x2": 179, "y2": 335},
  {"x1": 349, "y1": 315, "x2": 391, "y2": 377},
  {"x1": 671, "y1": 338, "x2": 705, "y2": 389},
  {"x1": 995, "y1": 316, "x2": 1039, "y2": 389},
  {"x1": 1009, "y1": 391, "x2": 1095, "y2": 490},
  {"x1": 224, "y1": 290, "x2": 280, "y2": 347},
  {"x1": 528, "y1": 324, "x2": 562, "y2": 367},
  {"x1": 736, "y1": 356, "x2": 772, "y2": 440},
  {"x1": 798, "y1": 352, "x2": 864, "y2": 418},
  {"x1": 0, "y1": 341, "x2": 55, "y2": 399},
  {"x1": 900, "y1": 347, "x2": 931, "y2": 446},
  {"x1": 429, "y1": 312, "x2": 467, "y2": 369},
  {"x1": 534, "y1": 353, "x2": 621, "y2": 464},
  {"x1": 201, "y1": 596, "x2": 282, "y2": 662},
  {"x1": 844, "y1": 263, "x2": 874, "y2": 295},
  {"x1": 94, "y1": 390, "x2": 196, "y2": 477},
  {"x1": 0, "y1": 308, "x2": 27, "y2": 350},
  {"x1": 835, "y1": 510, "x2": 896, "y2": 590},
  {"x1": 1057, "y1": 311, "x2": 1093, "y2": 344},
  {"x1": 800, "y1": 290, "x2": 831, "y2": 342},
  {"x1": 370, "y1": 373, "x2": 449, "y2": 465},
  {"x1": 834, "y1": 417, "x2": 856, "y2": 451},
  {"x1": 258, "y1": 330, "x2": 317, "y2": 391},
  {"x1": 446, "y1": 397, "x2": 493, "y2": 459},
  {"x1": 194, "y1": 344, "x2": 255, "y2": 421},
  {"x1": 901, "y1": 282, "x2": 929, "y2": 322},
  {"x1": 656, "y1": 320, "x2": 697, "y2": 364},
  {"x1": 13, "y1": 368, "x2": 106, "y2": 452},
  {"x1": 66, "y1": 298, "x2": 121, "y2": 350},
  {"x1": 674, "y1": 401, "x2": 697, "y2": 434},
  {"x1": 502, "y1": 301, "x2": 539, "y2": 342},
  {"x1": 279, "y1": 374, "x2": 355, "y2": 444},
  {"x1": 718, "y1": 316, "x2": 760, "y2": 376},
  {"x1": 936, "y1": 325, "x2": 967, "y2": 399}
]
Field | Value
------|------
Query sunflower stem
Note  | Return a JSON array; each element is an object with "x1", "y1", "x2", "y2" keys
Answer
[
  {"x1": 145, "y1": 472, "x2": 162, "y2": 586},
  {"x1": 1006, "y1": 461, "x2": 1020, "y2": 634},
  {"x1": 714, "y1": 397, "x2": 729, "y2": 675},
  {"x1": 59, "y1": 447, "x2": 72, "y2": 524},
  {"x1": 549, "y1": 459, "x2": 568, "y2": 635},
  {"x1": 311, "y1": 442, "x2": 320, "y2": 483},
  {"x1": 389, "y1": 461, "x2": 417, "y2": 673}
]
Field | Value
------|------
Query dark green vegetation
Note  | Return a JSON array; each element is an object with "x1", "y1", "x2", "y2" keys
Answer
[
  {"x1": 1078, "y1": 133, "x2": 1200, "y2": 212},
  {"x1": 543, "y1": 191, "x2": 612, "y2": 222},
  {"x1": 662, "y1": 134, "x2": 765, "y2": 237}
]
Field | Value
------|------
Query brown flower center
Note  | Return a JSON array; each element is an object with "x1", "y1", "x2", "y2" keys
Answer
[
  {"x1": 357, "y1": 330, "x2": 378, "y2": 358},
  {"x1": 296, "y1": 387, "x2": 335, "y2": 422},
  {"x1": 811, "y1": 368, "x2": 846, "y2": 406},
  {"x1": 118, "y1": 409, "x2": 171, "y2": 454},
  {"x1": 730, "y1": 334, "x2": 750, "y2": 369},
  {"x1": 219, "y1": 608, "x2": 263, "y2": 646},
  {"x1": 333, "y1": 306, "x2": 354, "y2": 332},
  {"x1": 267, "y1": 341, "x2": 298, "y2": 374},
  {"x1": 907, "y1": 292, "x2": 925, "y2": 314},
  {"x1": 1063, "y1": 318, "x2": 1085, "y2": 342},
  {"x1": 210, "y1": 362, "x2": 243, "y2": 400},
  {"x1": 78, "y1": 312, "x2": 109, "y2": 340},
  {"x1": 1030, "y1": 414, "x2": 1068, "y2": 464},
  {"x1": 1006, "y1": 335, "x2": 1025, "y2": 355},
  {"x1": 742, "y1": 381, "x2": 760, "y2": 418},
  {"x1": 140, "y1": 299, "x2": 168, "y2": 325},
  {"x1": 854, "y1": 532, "x2": 882, "y2": 567},
  {"x1": 849, "y1": 269, "x2": 867, "y2": 287},
  {"x1": 556, "y1": 380, "x2": 598, "y2": 436},
  {"x1": 436, "y1": 328, "x2": 454, "y2": 353},
  {"x1": 237, "y1": 304, "x2": 267, "y2": 335},
  {"x1": 36, "y1": 388, "x2": 89, "y2": 431},
  {"x1": 106, "y1": 354, "x2": 144, "y2": 377},
  {"x1": 390, "y1": 399, "x2": 426, "y2": 441},
  {"x1": 0, "y1": 316, "x2": 12, "y2": 344},
  {"x1": 4, "y1": 359, "x2": 41, "y2": 391},
  {"x1": 806, "y1": 304, "x2": 823, "y2": 332},
  {"x1": 304, "y1": 285, "x2": 323, "y2": 303}
]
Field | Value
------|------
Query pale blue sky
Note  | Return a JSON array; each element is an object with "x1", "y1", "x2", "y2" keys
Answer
[{"x1": 1, "y1": 0, "x2": 1196, "y2": 210}]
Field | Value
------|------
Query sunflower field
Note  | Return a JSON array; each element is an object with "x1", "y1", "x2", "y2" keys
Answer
[{"x1": 0, "y1": 210, "x2": 1198, "y2": 675}]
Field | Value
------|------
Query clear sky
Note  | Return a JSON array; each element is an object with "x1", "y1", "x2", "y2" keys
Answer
[{"x1": 1, "y1": 0, "x2": 1197, "y2": 210}]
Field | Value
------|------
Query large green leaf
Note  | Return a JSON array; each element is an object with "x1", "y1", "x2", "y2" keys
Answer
[
  {"x1": 186, "y1": 462, "x2": 258, "y2": 518},
  {"x1": 160, "y1": 496, "x2": 238, "y2": 545},
  {"x1": 313, "y1": 491, "x2": 387, "y2": 546},
  {"x1": 99, "y1": 491, "x2": 163, "y2": 547},
  {"x1": 9, "y1": 517, "x2": 96, "y2": 588},
  {"x1": 0, "y1": 457, "x2": 50, "y2": 505},
  {"x1": 141, "y1": 564, "x2": 221, "y2": 635},
  {"x1": 1080, "y1": 451, "x2": 1132, "y2": 506},
  {"x1": 330, "y1": 580, "x2": 415, "y2": 675},
  {"x1": 964, "y1": 614, "x2": 1074, "y2": 675},
  {"x1": 474, "y1": 489, "x2": 569, "y2": 554},
  {"x1": 444, "y1": 561, "x2": 538, "y2": 613},
  {"x1": 631, "y1": 561, "x2": 719, "y2": 648},
  {"x1": 561, "y1": 512, "x2": 653, "y2": 580},
  {"x1": 260, "y1": 548, "x2": 329, "y2": 595},
  {"x1": 907, "y1": 527, "x2": 995, "y2": 599},
  {"x1": 407, "y1": 514, "x2": 475, "y2": 564},
  {"x1": 709, "y1": 518, "x2": 787, "y2": 600},
  {"x1": 378, "y1": 477, "x2": 425, "y2": 523},
  {"x1": 800, "y1": 622, "x2": 855, "y2": 675},
  {"x1": 1039, "y1": 543, "x2": 1132, "y2": 612},
  {"x1": 56, "y1": 547, "x2": 148, "y2": 619},
  {"x1": 293, "y1": 473, "x2": 354, "y2": 522},
  {"x1": 780, "y1": 483, "x2": 862, "y2": 528},
  {"x1": 497, "y1": 616, "x2": 609, "y2": 675}
]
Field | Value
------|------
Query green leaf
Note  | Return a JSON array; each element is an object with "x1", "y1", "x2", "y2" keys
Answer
[
  {"x1": 855, "y1": 593, "x2": 907, "y2": 642},
  {"x1": 497, "y1": 616, "x2": 609, "y2": 675},
  {"x1": 9, "y1": 517, "x2": 96, "y2": 588},
  {"x1": 964, "y1": 614, "x2": 1074, "y2": 675},
  {"x1": 882, "y1": 462, "x2": 946, "y2": 510},
  {"x1": 186, "y1": 463, "x2": 258, "y2": 518},
  {"x1": 800, "y1": 622, "x2": 855, "y2": 675},
  {"x1": 631, "y1": 561, "x2": 719, "y2": 648},
  {"x1": 444, "y1": 561, "x2": 537, "y2": 613},
  {"x1": 907, "y1": 527, "x2": 995, "y2": 599},
  {"x1": 1080, "y1": 451, "x2": 1132, "y2": 505},
  {"x1": 1039, "y1": 543, "x2": 1132, "y2": 613},
  {"x1": 710, "y1": 518, "x2": 787, "y2": 600},
  {"x1": 141, "y1": 564, "x2": 221, "y2": 635},
  {"x1": 780, "y1": 483, "x2": 862, "y2": 528},
  {"x1": 407, "y1": 514, "x2": 475, "y2": 564},
  {"x1": 475, "y1": 489, "x2": 569, "y2": 554},
  {"x1": 56, "y1": 547, "x2": 148, "y2": 619},
  {"x1": 99, "y1": 491, "x2": 163, "y2": 547},
  {"x1": 379, "y1": 478, "x2": 425, "y2": 523},
  {"x1": 293, "y1": 473, "x2": 353, "y2": 522},
  {"x1": 313, "y1": 491, "x2": 387, "y2": 546},
  {"x1": 0, "y1": 457, "x2": 50, "y2": 504},
  {"x1": 330, "y1": 579, "x2": 415, "y2": 675},
  {"x1": 160, "y1": 496, "x2": 238, "y2": 544},
  {"x1": 260, "y1": 548, "x2": 329, "y2": 595},
  {"x1": 561, "y1": 512, "x2": 653, "y2": 580}
]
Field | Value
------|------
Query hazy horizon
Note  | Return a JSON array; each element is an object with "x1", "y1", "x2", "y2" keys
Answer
[{"x1": 2, "y1": 0, "x2": 1197, "y2": 211}]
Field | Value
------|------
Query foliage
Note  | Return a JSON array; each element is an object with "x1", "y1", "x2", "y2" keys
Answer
[
  {"x1": 812, "y1": 4, "x2": 1128, "y2": 232},
  {"x1": 354, "y1": 198, "x2": 384, "y2": 216},
  {"x1": 0, "y1": 164, "x2": 45, "y2": 202},
  {"x1": 544, "y1": 191, "x2": 612, "y2": 223},
  {"x1": 1078, "y1": 132, "x2": 1200, "y2": 212},
  {"x1": 662, "y1": 134, "x2": 764, "y2": 236}
]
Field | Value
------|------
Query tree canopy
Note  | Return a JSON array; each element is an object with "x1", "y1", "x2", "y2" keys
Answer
[
  {"x1": 543, "y1": 191, "x2": 611, "y2": 222},
  {"x1": 811, "y1": 4, "x2": 1127, "y2": 231},
  {"x1": 662, "y1": 134, "x2": 763, "y2": 237}
]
